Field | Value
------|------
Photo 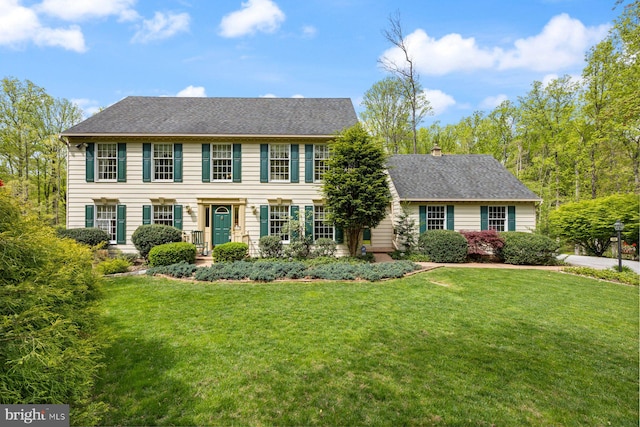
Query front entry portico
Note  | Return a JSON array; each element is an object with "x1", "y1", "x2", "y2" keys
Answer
[{"x1": 196, "y1": 198, "x2": 247, "y2": 251}]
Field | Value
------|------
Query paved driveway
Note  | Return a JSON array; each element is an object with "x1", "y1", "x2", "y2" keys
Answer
[{"x1": 559, "y1": 254, "x2": 640, "y2": 274}]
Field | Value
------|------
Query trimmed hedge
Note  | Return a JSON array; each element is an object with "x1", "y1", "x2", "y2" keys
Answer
[
  {"x1": 131, "y1": 224, "x2": 183, "y2": 258},
  {"x1": 148, "y1": 242, "x2": 196, "y2": 267},
  {"x1": 57, "y1": 227, "x2": 110, "y2": 247},
  {"x1": 418, "y1": 230, "x2": 468, "y2": 263},
  {"x1": 499, "y1": 232, "x2": 559, "y2": 265},
  {"x1": 259, "y1": 235, "x2": 283, "y2": 258},
  {"x1": 213, "y1": 242, "x2": 249, "y2": 262}
]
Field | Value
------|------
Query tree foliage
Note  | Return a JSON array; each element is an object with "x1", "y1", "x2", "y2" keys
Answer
[
  {"x1": 322, "y1": 124, "x2": 391, "y2": 256},
  {"x1": 548, "y1": 193, "x2": 639, "y2": 256}
]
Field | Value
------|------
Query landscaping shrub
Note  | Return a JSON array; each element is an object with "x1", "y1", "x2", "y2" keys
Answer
[
  {"x1": 96, "y1": 258, "x2": 131, "y2": 275},
  {"x1": 131, "y1": 224, "x2": 183, "y2": 258},
  {"x1": 148, "y1": 242, "x2": 196, "y2": 267},
  {"x1": 564, "y1": 266, "x2": 638, "y2": 286},
  {"x1": 0, "y1": 192, "x2": 104, "y2": 425},
  {"x1": 259, "y1": 235, "x2": 283, "y2": 258},
  {"x1": 213, "y1": 242, "x2": 248, "y2": 262},
  {"x1": 311, "y1": 238, "x2": 337, "y2": 258},
  {"x1": 57, "y1": 227, "x2": 110, "y2": 247},
  {"x1": 418, "y1": 230, "x2": 468, "y2": 263},
  {"x1": 460, "y1": 230, "x2": 505, "y2": 261},
  {"x1": 499, "y1": 232, "x2": 559, "y2": 265},
  {"x1": 147, "y1": 261, "x2": 198, "y2": 278},
  {"x1": 285, "y1": 237, "x2": 312, "y2": 259}
]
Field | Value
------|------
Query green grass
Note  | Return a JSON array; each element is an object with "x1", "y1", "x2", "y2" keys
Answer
[{"x1": 93, "y1": 269, "x2": 638, "y2": 426}]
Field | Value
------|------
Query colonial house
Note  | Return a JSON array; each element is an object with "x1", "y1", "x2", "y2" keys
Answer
[{"x1": 61, "y1": 96, "x2": 540, "y2": 257}]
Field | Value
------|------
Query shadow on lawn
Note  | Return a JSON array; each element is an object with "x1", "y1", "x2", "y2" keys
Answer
[{"x1": 94, "y1": 333, "x2": 196, "y2": 426}]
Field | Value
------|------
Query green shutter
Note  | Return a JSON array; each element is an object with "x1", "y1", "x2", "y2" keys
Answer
[
  {"x1": 142, "y1": 205, "x2": 151, "y2": 225},
  {"x1": 291, "y1": 144, "x2": 299, "y2": 183},
  {"x1": 143, "y1": 143, "x2": 151, "y2": 182},
  {"x1": 446, "y1": 205, "x2": 455, "y2": 230},
  {"x1": 85, "y1": 143, "x2": 94, "y2": 182},
  {"x1": 232, "y1": 143, "x2": 242, "y2": 182},
  {"x1": 335, "y1": 226, "x2": 344, "y2": 244},
  {"x1": 305, "y1": 145, "x2": 314, "y2": 183},
  {"x1": 174, "y1": 205, "x2": 183, "y2": 230},
  {"x1": 419, "y1": 206, "x2": 426, "y2": 234},
  {"x1": 85, "y1": 205, "x2": 94, "y2": 228},
  {"x1": 290, "y1": 205, "x2": 299, "y2": 240},
  {"x1": 117, "y1": 143, "x2": 126, "y2": 182},
  {"x1": 305, "y1": 206, "x2": 314, "y2": 239},
  {"x1": 202, "y1": 144, "x2": 210, "y2": 182},
  {"x1": 260, "y1": 205, "x2": 269, "y2": 237},
  {"x1": 363, "y1": 228, "x2": 371, "y2": 242},
  {"x1": 260, "y1": 144, "x2": 268, "y2": 183},
  {"x1": 173, "y1": 144, "x2": 182, "y2": 182},
  {"x1": 116, "y1": 205, "x2": 126, "y2": 244},
  {"x1": 480, "y1": 206, "x2": 489, "y2": 231},
  {"x1": 508, "y1": 205, "x2": 516, "y2": 231}
]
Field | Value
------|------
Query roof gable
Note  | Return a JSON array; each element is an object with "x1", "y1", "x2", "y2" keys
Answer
[
  {"x1": 387, "y1": 154, "x2": 540, "y2": 201},
  {"x1": 62, "y1": 96, "x2": 358, "y2": 136}
]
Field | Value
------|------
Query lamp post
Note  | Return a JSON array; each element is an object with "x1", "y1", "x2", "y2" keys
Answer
[{"x1": 614, "y1": 220, "x2": 624, "y2": 272}]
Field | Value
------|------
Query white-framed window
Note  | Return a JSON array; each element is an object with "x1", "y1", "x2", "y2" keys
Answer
[
  {"x1": 270, "y1": 144, "x2": 290, "y2": 182},
  {"x1": 488, "y1": 206, "x2": 506, "y2": 231},
  {"x1": 269, "y1": 205, "x2": 290, "y2": 241},
  {"x1": 153, "y1": 205, "x2": 174, "y2": 226},
  {"x1": 211, "y1": 144, "x2": 232, "y2": 181},
  {"x1": 96, "y1": 205, "x2": 117, "y2": 243},
  {"x1": 153, "y1": 143, "x2": 174, "y2": 181},
  {"x1": 314, "y1": 144, "x2": 330, "y2": 182},
  {"x1": 427, "y1": 205, "x2": 445, "y2": 230},
  {"x1": 97, "y1": 143, "x2": 117, "y2": 181},
  {"x1": 314, "y1": 205, "x2": 334, "y2": 240}
]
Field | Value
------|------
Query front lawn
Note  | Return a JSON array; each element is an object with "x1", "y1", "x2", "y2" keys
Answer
[{"x1": 93, "y1": 269, "x2": 638, "y2": 426}]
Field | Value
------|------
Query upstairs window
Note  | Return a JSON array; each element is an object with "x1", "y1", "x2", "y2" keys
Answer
[
  {"x1": 314, "y1": 144, "x2": 330, "y2": 181},
  {"x1": 97, "y1": 143, "x2": 117, "y2": 181},
  {"x1": 211, "y1": 144, "x2": 233, "y2": 181},
  {"x1": 270, "y1": 144, "x2": 290, "y2": 182},
  {"x1": 153, "y1": 144, "x2": 174, "y2": 181}
]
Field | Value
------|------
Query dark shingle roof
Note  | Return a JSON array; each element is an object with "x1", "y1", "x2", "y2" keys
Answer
[
  {"x1": 387, "y1": 154, "x2": 540, "y2": 201},
  {"x1": 62, "y1": 96, "x2": 358, "y2": 136}
]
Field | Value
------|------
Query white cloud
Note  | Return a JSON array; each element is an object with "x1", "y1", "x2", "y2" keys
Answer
[
  {"x1": 72, "y1": 98, "x2": 101, "y2": 117},
  {"x1": 381, "y1": 14, "x2": 609, "y2": 76},
  {"x1": 423, "y1": 89, "x2": 456, "y2": 116},
  {"x1": 480, "y1": 94, "x2": 509, "y2": 110},
  {"x1": 132, "y1": 11, "x2": 190, "y2": 43},
  {"x1": 36, "y1": 0, "x2": 139, "y2": 22},
  {"x1": 0, "y1": 0, "x2": 86, "y2": 51},
  {"x1": 498, "y1": 13, "x2": 609, "y2": 71},
  {"x1": 260, "y1": 93, "x2": 277, "y2": 98},
  {"x1": 291, "y1": 94, "x2": 304, "y2": 98},
  {"x1": 176, "y1": 85, "x2": 207, "y2": 97},
  {"x1": 302, "y1": 25, "x2": 317, "y2": 38},
  {"x1": 219, "y1": 0, "x2": 285, "y2": 38}
]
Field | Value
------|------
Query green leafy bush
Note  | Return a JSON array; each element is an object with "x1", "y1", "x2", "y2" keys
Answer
[
  {"x1": 96, "y1": 258, "x2": 131, "y2": 275},
  {"x1": 57, "y1": 227, "x2": 110, "y2": 247},
  {"x1": 0, "y1": 193, "x2": 104, "y2": 425},
  {"x1": 418, "y1": 230, "x2": 468, "y2": 263},
  {"x1": 259, "y1": 235, "x2": 283, "y2": 258},
  {"x1": 213, "y1": 242, "x2": 249, "y2": 262},
  {"x1": 311, "y1": 238, "x2": 337, "y2": 258},
  {"x1": 148, "y1": 242, "x2": 196, "y2": 267},
  {"x1": 499, "y1": 232, "x2": 559, "y2": 265},
  {"x1": 131, "y1": 224, "x2": 183, "y2": 258},
  {"x1": 564, "y1": 266, "x2": 638, "y2": 286}
]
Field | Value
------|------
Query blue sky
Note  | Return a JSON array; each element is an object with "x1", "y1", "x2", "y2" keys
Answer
[{"x1": 0, "y1": 0, "x2": 618, "y2": 125}]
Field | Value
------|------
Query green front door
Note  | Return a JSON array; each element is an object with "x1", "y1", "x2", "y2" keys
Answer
[{"x1": 212, "y1": 206, "x2": 231, "y2": 246}]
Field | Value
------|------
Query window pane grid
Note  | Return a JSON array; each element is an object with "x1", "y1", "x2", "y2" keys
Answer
[
  {"x1": 270, "y1": 144, "x2": 290, "y2": 181},
  {"x1": 153, "y1": 205, "x2": 173, "y2": 226},
  {"x1": 96, "y1": 205, "x2": 117, "y2": 242},
  {"x1": 314, "y1": 145, "x2": 329, "y2": 181},
  {"x1": 211, "y1": 144, "x2": 232, "y2": 181},
  {"x1": 153, "y1": 144, "x2": 173, "y2": 181},
  {"x1": 488, "y1": 206, "x2": 506, "y2": 231},
  {"x1": 314, "y1": 206, "x2": 333, "y2": 240},
  {"x1": 427, "y1": 206, "x2": 445, "y2": 230},
  {"x1": 269, "y1": 205, "x2": 289, "y2": 241},
  {"x1": 97, "y1": 143, "x2": 117, "y2": 181}
]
